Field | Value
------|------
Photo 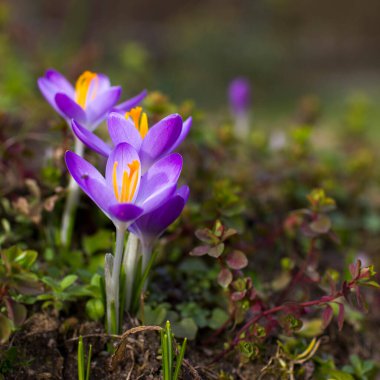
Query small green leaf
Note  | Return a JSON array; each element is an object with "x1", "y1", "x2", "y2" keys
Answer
[
  {"x1": 208, "y1": 308, "x2": 229, "y2": 330},
  {"x1": 83, "y1": 230, "x2": 112, "y2": 255},
  {"x1": 0, "y1": 314, "x2": 12, "y2": 344},
  {"x1": 86, "y1": 299, "x2": 104, "y2": 321},
  {"x1": 14, "y1": 250, "x2": 38, "y2": 268},
  {"x1": 60, "y1": 275, "x2": 78, "y2": 290},
  {"x1": 12, "y1": 302, "x2": 27, "y2": 327},
  {"x1": 142, "y1": 304, "x2": 168, "y2": 326},
  {"x1": 171, "y1": 318, "x2": 198, "y2": 340}
]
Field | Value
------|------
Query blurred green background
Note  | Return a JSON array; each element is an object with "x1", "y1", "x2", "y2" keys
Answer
[{"x1": 1, "y1": 0, "x2": 380, "y2": 127}]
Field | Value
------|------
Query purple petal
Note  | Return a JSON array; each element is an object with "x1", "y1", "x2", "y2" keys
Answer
[
  {"x1": 170, "y1": 116, "x2": 192, "y2": 151},
  {"x1": 139, "y1": 114, "x2": 182, "y2": 171},
  {"x1": 105, "y1": 143, "x2": 141, "y2": 198},
  {"x1": 55, "y1": 93, "x2": 86, "y2": 124},
  {"x1": 177, "y1": 185, "x2": 190, "y2": 202},
  {"x1": 130, "y1": 194, "x2": 186, "y2": 241},
  {"x1": 71, "y1": 120, "x2": 112, "y2": 157},
  {"x1": 108, "y1": 203, "x2": 144, "y2": 223},
  {"x1": 135, "y1": 153, "x2": 183, "y2": 206},
  {"x1": 65, "y1": 151, "x2": 105, "y2": 198},
  {"x1": 44, "y1": 69, "x2": 75, "y2": 97},
  {"x1": 229, "y1": 77, "x2": 251, "y2": 114},
  {"x1": 113, "y1": 89, "x2": 148, "y2": 112},
  {"x1": 107, "y1": 112, "x2": 142, "y2": 151},
  {"x1": 95, "y1": 73, "x2": 111, "y2": 93},
  {"x1": 86, "y1": 86, "x2": 122, "y2": 130},
  {"x1": 84, "y1": 177, "x2": 115, "y2": 217},
  {"x1": 38, "y1": 78, "x2": 66, "y2": 117},
  {"x1": 137, "y1": 184, "x2": 176, "y2": 214}
]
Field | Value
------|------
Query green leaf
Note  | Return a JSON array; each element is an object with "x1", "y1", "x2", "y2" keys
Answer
[
  {"x1": 208, "y1": 308, "x2": 229, "y2": 330},
  {"x1": 171, "y1": 318, "x2": 198, "y2": 340},
  {"x1": 359, "y1": 280, "x2": 380, "y2": 288},
  {"x1": 11, "y1": 302, "x2": 27, "y2": 327},
  {"x1": 82, "y1": 230, "x2": 112, "y2": 255},
  {"x1": 142, "y1": 304, "x2": 168, "y2": 326},
  {"x1": 60, "y1": 275, "x2": 78, "y2": 290},
  {"x1": 0, "y1": 314, "x2": 12, "y2": 344},
  {"x1": 325, "y1": 370, "x2": 355, "y2": 380},
  {"x1": 86, "y1": 299, "x2": 104, "y2": 321},
  {"x1": 14, "y1": 250, "x2": 38, "y2": 268}
]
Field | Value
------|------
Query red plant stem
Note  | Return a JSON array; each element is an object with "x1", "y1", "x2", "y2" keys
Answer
[
  {"x1": 278, "y1": 237, "x2": 317, "y2": 303},
  {"x1": 234, "y1": 280, "x2": 355, "y2": 346}
]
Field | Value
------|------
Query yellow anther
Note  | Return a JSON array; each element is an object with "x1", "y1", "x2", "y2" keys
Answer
[
  {"x1": 139, "y1": 113, "x2": 148, "y2": 138},
  {"x1": 125, "y1": 107, "x2": 149, "y2": 139},
  {"x1": 75, "y1": 71, "x2": 98, "y2": 109},
  {"x1": 112, "y1": 160, "x2": 140, "y2": 203},
  {"x1": 112, "y1": 161, "x2": 119, "y2": 201},
  {"x1": 120, "y1": 170, "x2": 129, "y2": 203}
]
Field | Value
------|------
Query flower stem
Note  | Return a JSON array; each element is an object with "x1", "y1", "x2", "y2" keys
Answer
[
  {"x1": 234, "y1": 113, "x2": 250, "y2": 139},
  {"x1": 60, "y1": 138, "x2": 84, "y2": 247},
  {"x1": 123, "y1": 233, "x2": 140, "y2": 312},
  {"x1": 142, "y1": 242, "x2": 152, "y2": 273},
  {"x1": 110, "y1": 225, "x2": 126, "y2": 333}
]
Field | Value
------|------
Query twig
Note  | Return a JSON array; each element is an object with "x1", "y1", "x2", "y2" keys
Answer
[{"x1": 111, "y1": 325, "x2": 162, "y2": 370}]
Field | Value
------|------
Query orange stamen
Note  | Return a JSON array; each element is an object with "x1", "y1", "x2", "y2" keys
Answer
[
  {"x1": 112, "y1": 160, "x2": 140, "y2": 203},
  {"x1": 125, "y1": 107, "x2": 149, "y2": 139},
  {"x1": 112, "y1": 162, "x2": 119, "y2": 201},
  {"x1": 75, "y1": 71, "x2": 98, "y2": 109}
]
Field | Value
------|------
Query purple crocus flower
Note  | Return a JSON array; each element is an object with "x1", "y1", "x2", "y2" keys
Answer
[
  {"x1": 38, "y1": 69, "x2": 147, "y2": 131},
  {"x1": 65, "y1": 142, "x2": 183, "y2": 227},
  {"x1": 228, "y1": 77, "x2": 251, "y2": 115},
  {"x1": 129, "y1": 184, "x2": 189, "y2": 253},
  {"x1": 71, "y1": 107, "x2": 192, "y2": 173}
]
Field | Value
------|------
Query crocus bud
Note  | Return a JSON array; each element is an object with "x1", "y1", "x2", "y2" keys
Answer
[
  {"x1": 228, "y1": 77, "x2": 251, "y2": 116},
  {"x1": 228, "y1": 77, "x2": 251, "y2": 138}
]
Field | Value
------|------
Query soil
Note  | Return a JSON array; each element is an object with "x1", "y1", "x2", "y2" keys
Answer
[
  {"x1": 2, "y1": 313, "x2": 262, "y2": 380},
  {"x1": 3, "y1": 307, "x2": 380, "y2": 380}
]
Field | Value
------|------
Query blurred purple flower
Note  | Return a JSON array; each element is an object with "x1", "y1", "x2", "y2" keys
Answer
[
  {"x1": 129, "y1": 184, "x2": 189, "y2": 251},
  {"x1": 228, "y1": 77, "x2": 251, "y2": 115},
  {"x1": 65, "y1": 142, "x2": 183, "y2": 227},
  {"x1": 71, "y1": 107, "x2": 192, "y2": 173},
  {"x1": 38, "y1": 69, "x2": 146, "y2": 131}
]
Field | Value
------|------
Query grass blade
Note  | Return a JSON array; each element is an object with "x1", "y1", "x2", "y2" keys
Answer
[
  {"x1": 173, "y1": 338, "x2": 187, "y2": 380},
  {"x1": 78, "y1": 336, "x2": 84, "y2": 380},
  {"x1": 85, "y1": 343, "x2": 92, "y2": 380}
]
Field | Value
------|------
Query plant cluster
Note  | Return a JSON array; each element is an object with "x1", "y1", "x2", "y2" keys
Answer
[{"x1": 1, "y1": 67, "x2": 380, "y2": 379}]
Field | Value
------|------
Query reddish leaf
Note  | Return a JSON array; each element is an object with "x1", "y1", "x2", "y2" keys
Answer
[
  {"x1": 226, "y1": 250, "x2": 248, "y2": 270},
  {"x1": 349, "y1": 260, "x2": 362, "y2": 279},
  {"x1": 208, "y1": 243, "x2": 224, "y2": 258},
  {"x1": 322, "y1": 305, "x2": 333, "y2": 329},
  {"x1": 309, "y1": 214, "x2": 331, "y2": 234},
  {"x1": 231, "y1": 290, "x2": 246, "y2": 301},
  {"x1": 222, "y1": 228, "x2": 237, "y2": 241},
  {"x1": 190, "y1": 245, "x2": 210, "y2": 256},
  {"x1": 217, "y1": 268, "x2": 233, "y2": 288},
  {"x1": 336, "y1": 303, "x2": 345, "y2": 331},
  {"x1": 195, "y1": 228, "x2": 215, "y2": 244}
]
